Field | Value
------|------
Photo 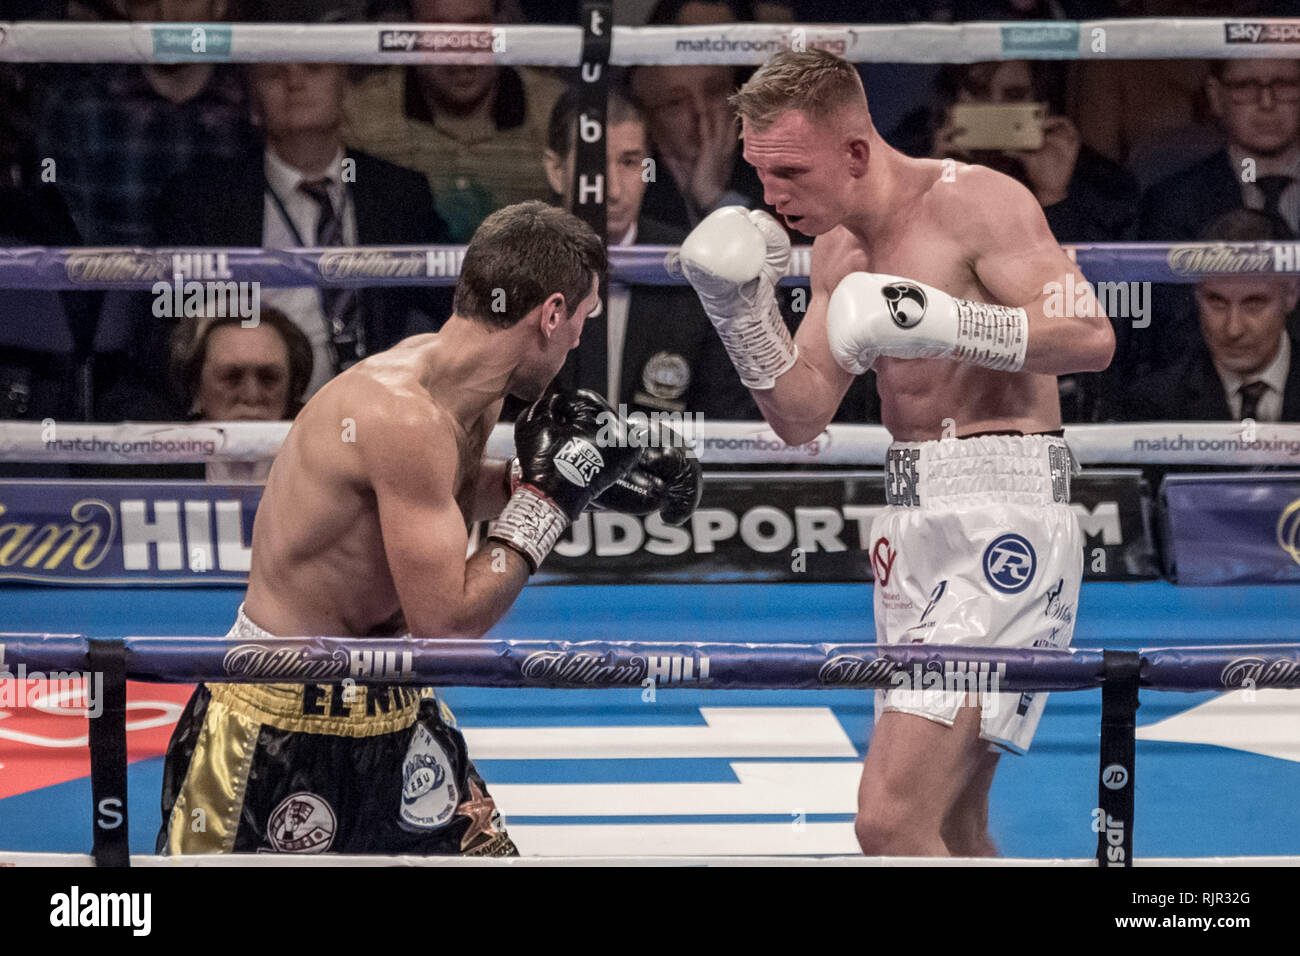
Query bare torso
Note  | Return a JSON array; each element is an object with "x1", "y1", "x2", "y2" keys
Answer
[
  {"x1": 814, "y1": 159, "x2": 1061, "y2": 441},
  {"x1": 243, "y1": 335, "x2": 500, "y2": 638}
]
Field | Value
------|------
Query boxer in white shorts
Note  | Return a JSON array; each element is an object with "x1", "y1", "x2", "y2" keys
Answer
[
  {"x1": 872, "y1": 432, "x2": 1082, "y2": 755},
  {"x1": 677, "y1": 49, "x2": 1113, "y2": 856}
]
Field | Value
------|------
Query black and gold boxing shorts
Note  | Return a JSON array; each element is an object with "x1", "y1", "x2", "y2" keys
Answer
[{"x1": 156, "y1": 605, "x2": 516, "y2": 857}]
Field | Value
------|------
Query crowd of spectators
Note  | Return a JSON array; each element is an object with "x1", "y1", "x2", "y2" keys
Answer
[{"x1": 2, "y1": 0, "x2": 1299, "y2": 459}]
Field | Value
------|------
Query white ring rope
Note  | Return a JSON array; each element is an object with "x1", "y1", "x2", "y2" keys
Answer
[
  {"x1": 1, "y1": 18, "x2": 1297, "y2": 66},
  {"x1": 2, "y1": 419, "x2": 1298, "y2": 467}
]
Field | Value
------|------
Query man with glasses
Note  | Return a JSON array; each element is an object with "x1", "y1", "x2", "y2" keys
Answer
[
  {"x1": 1140, "y1": 58, "x2": 1300, "y2": 241},
  {"x1": 1132, "y1": 59, "x2": 1300, "y2": 381}
]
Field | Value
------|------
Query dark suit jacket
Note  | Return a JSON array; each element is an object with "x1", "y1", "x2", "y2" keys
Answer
[
  {"x1": 1125, "y1": 150, "x2": 1247, "y2": 384},
  {"x1": 95, "y1": 144, "x2": 453, "y2": 421},
  {"x1": 154, "y1": 144, "x2": 453, "y2": 349},
  {"x1": 639, "y1": 154, "x2": 766, "y2": 234},
  {"x1": 544, "y1": 217, "x2": 760, "y2": 422},
  {"x1": 1109, "y1": 334, "x2": 1300, "y2": 422},
  {"x1": 1138, "y1": 150, "x2": 1247, "y2": 243}
]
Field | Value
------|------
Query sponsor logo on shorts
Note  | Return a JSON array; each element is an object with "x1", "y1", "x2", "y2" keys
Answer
[
  {"x1": 267, "y1": 792, "x2": 336, "y2": 853},
  {"x1": 903, "y1": 580, "x2": 947, "y2": 639},
  {"x1": 1048, "y1": 444, "x2": 1071, "y2": 503},
  {"x1": 881, "y1": 282, "x2": 927, "y2": 329},
  {"x1": 1225, "y1": 21, "x2": 1300, "y2": 44},
  {"x1": 1043, "y1": 577, "x2": 1073, "y2": 625},
  {"x1": 1220, "y1": 656, "x2": 1300, "y2": 689},
  {"x1": 553, "y1": 437, "x2": 605, "y2": 487},
  {"x1": 983, "y1": 533, "x2": 1036, "y2": 593},
  {"x1": 885, "y1": 447, "x2": 921, "y2": 506},
  {"x1": 400, "y1": 724, "x2": 459, "y2": 830},
  {"x1": 870, "y1": 536, "x2": 896, "y2": 585}
]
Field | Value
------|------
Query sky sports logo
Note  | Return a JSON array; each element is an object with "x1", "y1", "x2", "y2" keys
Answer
[
  {"x1": 49, "y1": 887, "x2": 151, "y2": 936},
  {"x1": 1225, "y1": 22, "x2": 1300, "y2": 44}
]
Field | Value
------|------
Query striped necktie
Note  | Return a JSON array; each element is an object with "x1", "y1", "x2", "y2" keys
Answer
[{"x1": 300, "y1": 177, "x2": 364, "y2": 371}]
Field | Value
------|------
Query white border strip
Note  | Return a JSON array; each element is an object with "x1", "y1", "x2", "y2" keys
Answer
[{"x1": 3, "y1": 420, "x2": 1300, "y2": 467}]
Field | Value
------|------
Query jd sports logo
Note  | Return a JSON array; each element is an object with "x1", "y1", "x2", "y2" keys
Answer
[{"x1": 882, "y1": 283, "x2": 927, "y2": 328}]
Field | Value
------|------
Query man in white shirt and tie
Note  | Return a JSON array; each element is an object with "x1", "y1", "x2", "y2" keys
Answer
[
  {"x1": 151, "y1": 62, "x2": 453, "y2": 407},
  {"x1": 1116, "y1": 209, "x2": 1299, "y2": 423}
]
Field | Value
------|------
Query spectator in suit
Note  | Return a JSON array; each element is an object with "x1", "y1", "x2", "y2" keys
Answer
[
  {"x1": 343, "y1": 0, "x2": 565, "y2": 241},
  {"x1": 1133, "y1": 58, "x2": 1300, "y2": 381},
  {"x1": 628, "y1": 0, "x2": 766, "y2": 231},
  {"x1": 169, "y1": 308, "x2": 314, "y2": 481},
  {"x1": 138, "y1": 62, "x2": 453, "y2": 405},
  {"x1": 538, "y1": 86, "x2": 759, "y2": 423},
  {"x1": 36, "y1": 0, "x2": 253, "y2": 245},
  {"x1": 1109, "y1": 209, "x2": 1300, "y2": 423},
  {"x1": 1139, "y1": 58, "x2": 1300, "y2": 242}
]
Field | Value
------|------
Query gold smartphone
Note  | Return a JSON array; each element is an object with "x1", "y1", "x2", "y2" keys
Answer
[{"x1": 948, "y1": 103, "x2": 1047, "y2": 152}]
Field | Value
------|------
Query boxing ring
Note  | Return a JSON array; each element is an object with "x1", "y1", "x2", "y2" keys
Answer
[
  {"x1": 3, "y1": 575, "x2": 1300, "y2": 866},
  {"x1": 3, "y1": 13, "x2": 1300, "y2": 869}
]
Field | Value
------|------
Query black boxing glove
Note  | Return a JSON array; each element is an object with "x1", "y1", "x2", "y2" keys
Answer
[
  {"x1": 488, "y1": 390, "x2": 642, "y2": 571},
  {"x1": 592, "y1": 420, "x2": 703, "y2": 526}
]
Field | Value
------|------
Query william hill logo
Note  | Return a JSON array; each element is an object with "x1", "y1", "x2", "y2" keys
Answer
[{"x1": 0, "y1": 494, "x2": 254, "y2": 578}]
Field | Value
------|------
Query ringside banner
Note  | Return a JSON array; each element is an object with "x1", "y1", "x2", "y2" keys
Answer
[
  {"x1": 0, "y1": 472, "x2": 1153, "y2": 585},
  {"x1": 533, "y1": 470, "x2": 1157, "y2": 584},
  {"x1": 1163, "y1": 473, "x2": 1300, "y2": 585},
  {"x1": 0, "y1": 480, "x2": 259, "y2": 584}
]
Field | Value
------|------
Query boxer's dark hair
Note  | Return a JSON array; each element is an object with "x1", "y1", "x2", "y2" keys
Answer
[{"x1": 455, "y1": 200, "x2": 606, "y2": 329}]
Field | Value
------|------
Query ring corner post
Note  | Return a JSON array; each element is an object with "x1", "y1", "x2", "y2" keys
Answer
[
  {"x1": 87, "y1": 637, "x2": 130, "y2": 867},
  {"x1": 1097, "y1": 649, "x2": 1140, "y2": 868}
]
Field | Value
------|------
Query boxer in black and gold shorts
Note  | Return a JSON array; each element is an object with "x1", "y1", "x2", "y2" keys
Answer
[
  {"x1": 153, "y1": 204, "x2": 701, "y2": 858},
  {"x1": 157, "y1": 606, "x2": 515, "y2": 856}
]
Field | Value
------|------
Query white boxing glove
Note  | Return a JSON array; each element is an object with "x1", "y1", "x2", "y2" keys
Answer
[
  {"x1": 678, "y1": 206, "x2": 797, "y2": 389},
  {"x1": 826, "y1": 272, "x2": 1028, "y2": 375}
]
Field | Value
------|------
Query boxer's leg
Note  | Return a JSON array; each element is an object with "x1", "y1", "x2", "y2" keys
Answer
[
  {"x1": 855, "y1": 705, "x2": 993, "y2": 857},
  {"x1": 941, "y1": 746, "x2": 1000, "y2": 857}
]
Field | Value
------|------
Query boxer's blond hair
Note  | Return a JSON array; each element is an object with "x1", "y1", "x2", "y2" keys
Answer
[{"x1": 729, "y1": 48, "x2": 868, "y2": 130}]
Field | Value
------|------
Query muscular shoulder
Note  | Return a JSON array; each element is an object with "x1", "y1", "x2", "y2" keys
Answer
[
  {"x1": 317, "y1": 371, "x2": 460, "y2": 493},
  {"x1": 928, "y1": 162, "x2": 1051, "y2": 253}
]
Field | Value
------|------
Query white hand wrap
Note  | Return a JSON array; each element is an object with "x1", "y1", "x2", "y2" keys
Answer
[
  {"x1": 487, "y1": 486, "x2": 567, "y2": 573},
  {"x1": 679, "y1": 207, "x2": 798, "y2": 389},
  {"x1": 827, "y1": 272, "x2": 1028, "y2": 375}
]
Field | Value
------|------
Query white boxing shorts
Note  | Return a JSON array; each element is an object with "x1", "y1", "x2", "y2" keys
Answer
[{"x1": 870, "y1": 432, "x2": 1082, "y2": 754}]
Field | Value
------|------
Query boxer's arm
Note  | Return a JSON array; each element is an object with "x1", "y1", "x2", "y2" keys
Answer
[
  {"x1": 754, "y1": 238, "x2": 857, "y2": 445},
  {"x1": 366, "y1": 418, "x2": 529, "y2": 639},
  {"x1": 470, "y1": 457, "x2": 511, "y2": 521},
  {"x1": 963, "y1": 167, "x2": 1115, "y2": 375}
]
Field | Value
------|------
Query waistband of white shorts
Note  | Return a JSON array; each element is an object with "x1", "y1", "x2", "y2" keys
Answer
[{"x1": 885, "y1": 432, "x2": 1076, "y2": 507}]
